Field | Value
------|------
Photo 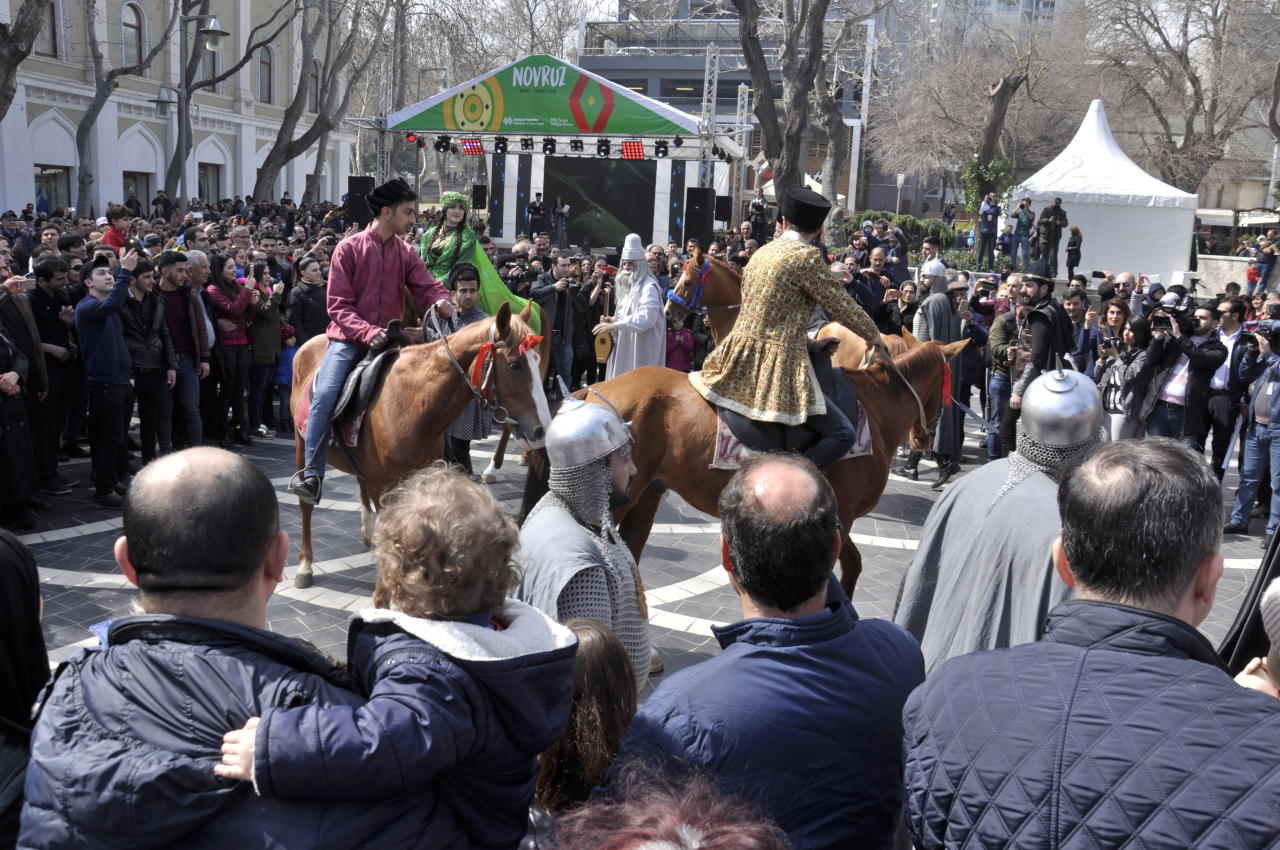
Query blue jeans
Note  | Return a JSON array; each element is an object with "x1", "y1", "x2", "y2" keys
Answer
[
  {"x1": 275, "y1": 384, "x2": 293, "y2": 430},
  {"x1": 302, "y1": 340, "x2": 365, "y2": 480},
  {"x1": 977, "y1": 231, "x2": 997, "y2": 270},
  {"x1": 172, "y1": 354, "x2": 203, "y2": 447},
  {"x1": 987, "y1": 372, "x2": 1011, "y2": 459},
  {"x1": 1230, "y1": 426, "x2": 1280, "y2": 535},
  {"x1": 1145, "y1": 401, "x2": 1185, "y2": 441},
  {"x1": 550, "y1": 333, "x2": 574, "y2": 394},
  {"x1": 1011, "y1": 235, "x2": 1031, "y2": 269},
  {"x1": 1260, "y1": 262, "x2": 1276, "y2": 294}
]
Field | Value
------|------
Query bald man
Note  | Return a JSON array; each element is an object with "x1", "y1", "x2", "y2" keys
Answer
[
  {"x1": 604, "y1": 453, "x2": 924, "y2": 849},
  {"x1": 21, "y1": 448, "x2": 437, "y2": 847}
]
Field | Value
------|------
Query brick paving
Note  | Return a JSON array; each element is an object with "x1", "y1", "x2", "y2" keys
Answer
[{"x1": 18, "y1": 413, "x2": 1269, "y2": 690}]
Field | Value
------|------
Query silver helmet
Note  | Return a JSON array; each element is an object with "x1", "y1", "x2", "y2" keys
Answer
[
  {"x1": 545, "y1": 398, "x2": 632, "y2": 470},
  {"x1": 1021, "y1": 369, "x2": 1104, "y2": 447}
]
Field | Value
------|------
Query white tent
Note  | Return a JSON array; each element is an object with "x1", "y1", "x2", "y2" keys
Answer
[{"x1": 1012, "y1": 99, "x2": 1196, "y2": 286}]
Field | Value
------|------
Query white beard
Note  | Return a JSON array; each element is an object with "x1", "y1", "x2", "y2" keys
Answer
[{"x1": 613, "y1": 269, "x2": 637, "y2": 307}]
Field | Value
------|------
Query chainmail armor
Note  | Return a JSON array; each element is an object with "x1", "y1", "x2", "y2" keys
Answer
[
  {"x1": 529, "y1": 456, "x2": 651, "y2": 691},
  {"x1": 987, "y1": 420, "x2": 1101, "y2": 513}
]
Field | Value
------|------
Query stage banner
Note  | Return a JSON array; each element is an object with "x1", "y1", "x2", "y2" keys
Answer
[{"x1": 388, "y1": 55, "x2": 696, "y2": 138}]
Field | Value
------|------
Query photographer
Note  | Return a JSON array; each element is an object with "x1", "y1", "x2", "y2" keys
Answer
[
  {"x1": 1225, "y1": 326, "x2": 1280, "y2": 547},
  {"x1": 1094, "y1": 315, "x2": 1154, "y2": 440},
  {"x1": 1139, "y1": 303, "x2": 1226, "y2": 445},
  {"x1": 531, "y1": 254, "x2": 587, "y2": 395},
  {"x1": 1204, "y1": 297, "x2": 1257, "y2": 478}
]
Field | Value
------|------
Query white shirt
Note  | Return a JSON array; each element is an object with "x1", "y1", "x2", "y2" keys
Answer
[{"x1": 1210, "y1": 326, "x2": 1240, "y2": 390}]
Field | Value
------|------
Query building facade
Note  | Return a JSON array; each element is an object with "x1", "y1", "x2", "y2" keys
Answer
[{"x1": 0, "y1": 0, "x2": 355, "y2": 216}]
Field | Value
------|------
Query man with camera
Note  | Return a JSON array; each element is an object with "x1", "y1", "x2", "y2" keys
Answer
[
  {"x1": 1140, "y1": 302, "x2": 1226, "y2": 445},
  {"x1": 1202, "y1": 297, "x2": 1258, "y2": 479},
  {"x1": 977, "y1": 193, "x2": 1001, "y2": 272},
  {"x1": 1225, "y1": 324, "x2": 1280, "y2": 546},
  {"x1": 1011, "y1": 198, "x2": 1033, "y2": 270},
  {"x1": 531, "y1": 253, "x2": 587, "y2": 394}
]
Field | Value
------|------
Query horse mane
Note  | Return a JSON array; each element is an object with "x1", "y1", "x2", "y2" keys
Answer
[{"x1": 890, "y1": 339, "x2": 945, "y2": 388}]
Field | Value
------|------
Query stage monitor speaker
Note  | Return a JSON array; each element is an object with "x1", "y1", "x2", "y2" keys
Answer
[
  {"x1": 346, "y1": 176, "x2": 375, "y2": 228},
  {"x1": 714, "y1": 195, "x2": 732, "y2": 222},
  {"x1": 684, "y1": 186, "x2": 715, "y2": 248},
  {"x1": 471, "y1": 183, "x2": 488, "y2": 209}
]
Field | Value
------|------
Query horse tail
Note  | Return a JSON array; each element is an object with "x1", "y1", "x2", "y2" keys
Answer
[{"x1": 519, "y1": 446, "x2": 551, "y2": 525}]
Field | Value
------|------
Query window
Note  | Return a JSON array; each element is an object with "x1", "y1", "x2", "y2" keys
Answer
[
  {"x1": 34, "y1": 166, "x2": 71, "y2": 211},
  {"x1": 34, "y1": 3, "x2": 57, "y2": 57},
  {"x1": 198, "y1": 163, "x2": 221, "y2": 202},
  {"x1": 122, "y1": 172, "x2": 151, "y2": 210},
  {"x1": 122, "y1": 3, "x2": 143, "y2": 66},
  {"x1": 660, "y1": 79, "x2": 702, "y2": 99},
  {"x1": 200, "y1": 47, "x2": 217, "y2": 89},
  {"x1": 257, "y1": 47, "x2": 273, "y2": 104},
  {"x1": 307, "y1": 61, "x2": 320, "y2": 112}
]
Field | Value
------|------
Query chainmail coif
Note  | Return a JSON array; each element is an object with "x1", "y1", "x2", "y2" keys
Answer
[{"x1": 987, "y1": 420, "x2": 1102, "y2": 513}]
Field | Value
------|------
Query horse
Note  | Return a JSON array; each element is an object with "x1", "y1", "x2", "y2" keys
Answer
[
  {"x1": 291, "y1": 301, "x2": 552, "y2": 588},
  {"x1": 521, "y1": 336, "x2": 964, "y2": 597}
]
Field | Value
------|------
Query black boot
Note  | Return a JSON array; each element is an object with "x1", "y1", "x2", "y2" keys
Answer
[
  {"x1": 933, "y1": 458, "x2": 961, "y2": 490},
  {"x1": 894, "y1": 450, "x2": 922, "y2": 480}
]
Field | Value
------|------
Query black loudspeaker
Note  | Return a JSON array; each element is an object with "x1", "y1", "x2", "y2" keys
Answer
[
  {"x1": 684, "y1": 186, "x2": 715, "y2": 248},
  {"x1": 714, "y1": 195, "x2": 732, "y2": 222},
  {"x1": 471, "y1": 183, "x2": 488, "y2": 209},
  {"x1": 346, "y1": 176, "x2": 375, "y2": 228}
]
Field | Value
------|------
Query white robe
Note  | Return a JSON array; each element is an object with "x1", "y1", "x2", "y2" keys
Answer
[{"x1": 606, "y1": 271, "x2": 667, "y2": 380}]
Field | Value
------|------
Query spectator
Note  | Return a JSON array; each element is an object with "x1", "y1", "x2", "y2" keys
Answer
[
  {"x1": 155, "y1": 251, "x2": 210, "y2": 450},
  {"x1": 886, "y1": 280, "x2": 918, "y2": 337},
  {"x1": 274, "y1": 323, "x2": 297, "y2": 436},
  {"x1": 215, "y1": 465, "x2": 576, "y2": 849},
  {"x1": 1010, "y1": 197, "x2": 1033, "y2": 270},
  {"x1": 1141, "y1": 303, "x2": 1226, "y2": 445},
  {"x1": 120, "y1": 257, "x2": 176, "y2": 463},
  {"x1": 532, "y1": 253, "x2": 587, "y2": 394},
  {"x1": 285, "y1": 254, "x2": 328, "y2": 344},
  {"x1": 206, "y1": 253, "x2": 257, "y2": 446},
  {"x1": 245, "y1": 262, "x2": 283, "y2": 438},
  {"x1": 903, "y1": 438, "x2": 1280, "y2": 850},
  {"x1": 27, "y1": 257, "x2": 76, "y2": 496},
  {"x1": 1065, "y1": 225, "x2": 1082, "y2": 280},
  {"x1": 1061, "y1": 288, "x2": 1099, "y2": 376},
  {"x1": 0, "y1": 530, "x2": 47, "y2": 844},
  {"x1": 1247, "y1": 259, "x2": 1262, "y2": 296},
  {"x1": 1258, "y1": 230, "x2": 1277, "y2": 292},
  {"x1": 525, "y1": 617, "x2": 637, "y2": 848},
  {"x1": 608, "y1": 454, "x2": 924, "y2": 849},
  {"x1": 666, "y1": 316, "x2": 694, "y2": 372},
  {"x1": 904, "y1": 276, "x2": 967, "y2": 487},
  {"x1": 0, "y1": 317, "x2": 39, "y2": 528},
  {"x1": 1205, "y1": 296, "x2": 1256, "y2": 479},
  {"x1": 1097, "y1": 296, "x2": 1128, "y2": 350},
  {"x1": 1225, "y1": 328, "x2": 1280, "y2": 546},
  {"x1": 75, "y1": 253, "x2": 138, "y2": 508},
  {"x1": 976, "y1": 192, "x2": 1000, "y2": 271},
  {"x1": 984, "y1": 303, "x2": 1024, "y2": 460},
  {"x1": 99, "y1": 205, "x2": 131, "y2": 253},
  {"x1": 1094, "y1": 315, "x2": 1153, "y2": 441}
]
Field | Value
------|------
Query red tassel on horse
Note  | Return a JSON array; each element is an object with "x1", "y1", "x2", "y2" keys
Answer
[
  {"x1": 470, "y1": 342, "x2": 496, "y2": 398},
  {"x1": 941, "y1": 361, "x2": 953, "y2": 406}
]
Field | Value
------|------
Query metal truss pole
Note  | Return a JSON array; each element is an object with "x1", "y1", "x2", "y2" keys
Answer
[{"x1": 699, "y1": 43, "x2": 720, "y2": 189}]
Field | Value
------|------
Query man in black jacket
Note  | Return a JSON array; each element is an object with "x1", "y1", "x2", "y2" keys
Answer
[
  {"x1": 1142, "y1": 303, "x2": 1227, "y2": 447},
  {"x1": 997, "y1": 274, "x2": 1073, "y2": 456},
  {"x1": 531, "y1": 254, "x2": 587, "y2": 395},
  {"x1": 121, "y1": 258, "x2": 176, "y2": 463},
  {"x1": 1204, "y1": 296, "x2": 1256, "y2": 478}
]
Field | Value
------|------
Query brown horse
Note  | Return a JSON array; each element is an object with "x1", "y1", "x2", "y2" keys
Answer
[
  {"x1": 523, "y1": 336, "x2": 964, "y2": 596},
  {"x1": 292, "y1": 302, "x2": 551, "y2": 587}
]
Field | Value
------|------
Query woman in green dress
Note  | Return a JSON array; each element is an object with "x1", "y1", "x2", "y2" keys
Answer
[{"x1": 419, "y1": 191, "x2": 540, "y2": 332}]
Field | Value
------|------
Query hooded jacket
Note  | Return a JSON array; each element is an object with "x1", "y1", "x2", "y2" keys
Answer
[
  {"x1": 19, "y1": 616, "x2": 495, "y2": 849},
  {"x1": 251, "y1": 600, "x2": 577, "y2": 850}
]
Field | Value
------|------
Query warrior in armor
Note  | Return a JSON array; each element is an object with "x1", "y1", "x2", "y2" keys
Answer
[
  {"x1": 998, "y1": 273, "x2": 1073, "y2": 456},
  {"x1": 895, "y1": 369, "x2": 1105, "y2": 673},
  {"x1": 690, "y1": 186, "x2": 888, "y2": 469},
  {"x1": 515, "y1": 398, "x2": 651, "y2": 692}
]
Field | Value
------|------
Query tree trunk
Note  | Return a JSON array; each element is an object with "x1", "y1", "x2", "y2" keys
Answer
[
  {"x1": 303, "y1": 127, "x2": 331, "y2": 203},
  {"x1": 820, "y1": 121, "x2": 849, "y2": 249},
  {"x1": 977, "y1": 72, "x2": 1024, "y2": 166},
  {"x1": 0, "y1": 0, "x2": 48, "y2": 123},
  {"x1": 74, "y1": 80, "x2": 114, "y2": 214}
]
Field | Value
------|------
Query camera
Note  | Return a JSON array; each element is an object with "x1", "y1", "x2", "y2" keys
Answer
[
  {"x1": 123, "y1": 236, "x2": 143, "y2": 255},
  {"x1": 1151, "y1": 296, "x2": 1195, "y2": 333},
  {"x1": 1243, "y1": 317, "x2": 1280, "y2": 349}
]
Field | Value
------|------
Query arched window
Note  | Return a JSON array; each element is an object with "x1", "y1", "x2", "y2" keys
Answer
[
  {"x1": 122, "y1": 3, "x2": 143, "y2": 66},
  {"x1": 34, "y1": 3, "x2": 58, "y2": 56},
  {"x1": 257, "y1": 47, "x2": 273, "y2": 104},
  {"x1": 307, "y1": 60, "x2": 320, "y2": 112}
]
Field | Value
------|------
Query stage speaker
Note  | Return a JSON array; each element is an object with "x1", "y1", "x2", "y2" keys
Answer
[
  {"x1": 471, "y1": 183, "x2": 488, "y2": 209},
  {"x1": 714, "y1": 194, "x2": 732, "y2": 222},
  {"x1": 346, "y1": 176, "x2": 375, "y2": 228},
  {"x1": 684, "y1": 186, "x2": 715, "y2": 248}
]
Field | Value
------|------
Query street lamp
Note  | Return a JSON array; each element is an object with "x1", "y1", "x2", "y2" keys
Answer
[{"x1": 177, "y1": 15, "x2": 228, "y2": 216}]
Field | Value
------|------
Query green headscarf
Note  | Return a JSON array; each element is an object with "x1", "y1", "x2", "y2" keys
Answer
[{"x1": 439, "y1": 192, "x2": 471, "y2": 215}]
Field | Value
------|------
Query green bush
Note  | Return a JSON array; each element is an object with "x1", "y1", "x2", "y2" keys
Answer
[{"x1": 844, "y1": 211, "x2": 957, "y2": 252}]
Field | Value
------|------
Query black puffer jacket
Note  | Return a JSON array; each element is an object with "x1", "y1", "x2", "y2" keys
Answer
[{"x1": 120, "y1": 290, "x2": 176, "y2": 372}]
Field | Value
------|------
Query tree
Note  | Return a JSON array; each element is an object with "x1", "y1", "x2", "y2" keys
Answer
[
  {"x1": 814, "y1": 19, "x2": 854, "y2": 246},
  {"x1": 1086, "y1": 0, "x2": 1276, "y2": 192},
  {"x1": 252, "y1": 0, "x2": 391, "y2": 201},
  {"x1": 162, "y1": 0, "x2": 299, "y2": 199},
  {"x1": 75, "y1": 0, "x2": 181, "y2": 214},
  {"x1": 0, "y1": 0, "x2": 48, "y2": 123}
]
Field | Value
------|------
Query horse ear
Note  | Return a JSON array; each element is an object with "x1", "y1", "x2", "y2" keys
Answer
[
  {"x1": 692, "y1": 246, "x2": 704, "y2": 264},
  {"x1": 941, "y1": 339, "x2": 969, "y2": 359},
  {"x1": 518, "y1": 300, "x2": 533, "y2": 324},
  {"x1": 496, "y1": 301, "x2": 512, "y2": 337},
  {"x1": 901, "y1": 328, "x2": 919, "y2": 347}
]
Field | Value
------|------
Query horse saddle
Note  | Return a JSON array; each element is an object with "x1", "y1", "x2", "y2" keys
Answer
[{"x1": 333, "y1": 319, "x2": 412, "y2": 421}]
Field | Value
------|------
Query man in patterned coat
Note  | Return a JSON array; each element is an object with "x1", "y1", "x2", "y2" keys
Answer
[{"x1": 690, "y1": 186, "x2": 887, "y2": 468}]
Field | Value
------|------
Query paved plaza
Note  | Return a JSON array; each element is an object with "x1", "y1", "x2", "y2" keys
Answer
[{"x1": 21, "y1": 415, "x2": 1270, "y2": 689}]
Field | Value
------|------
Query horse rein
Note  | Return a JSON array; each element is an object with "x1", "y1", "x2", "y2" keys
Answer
[
  {"x1": 426, "y1": 305, "x2": 542, "y2": 427},
  {"x1": 667, "y1": 258, "x2": 741, "y2": 315},
  {"x1": 879, "y1": 345, "x2": 946, "y2": 440}
]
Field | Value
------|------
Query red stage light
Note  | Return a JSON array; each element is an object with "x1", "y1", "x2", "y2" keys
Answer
[
  {"x1": 621, "y1": 140, "x2": 645, "y2": 160},
  {"x1": 460, "y1": 138, "x2": 485, "y2": 156},
  {"x1": 405, "y1": 133, "x2": 417, "y2": 143}
]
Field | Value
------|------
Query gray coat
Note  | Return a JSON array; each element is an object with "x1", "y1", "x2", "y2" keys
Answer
[
  {"x1": 1094, "y1": 347, "x2": 1153, "y2": 420},
  {"x1": 913, "y1": 292, "x2": 964, "y2": 456}
]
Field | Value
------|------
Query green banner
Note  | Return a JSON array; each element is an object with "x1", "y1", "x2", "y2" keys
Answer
[{"x1": 390, "y1": 55, "x2": 694, "y2": 137}]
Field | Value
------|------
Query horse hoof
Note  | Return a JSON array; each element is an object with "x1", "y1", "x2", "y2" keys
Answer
[
  {"x1": 518, "y1": 452, "x2": 529, "y2": 467},
  {"x1": 649, "y1": 648, "x2": 665, "y2": 676},
  {"x1": 480, "y1": 461, "x2": 498, "y2": 483},
  {"x1": 294, "y1": 571, "x2": 313, "y2": 589}
]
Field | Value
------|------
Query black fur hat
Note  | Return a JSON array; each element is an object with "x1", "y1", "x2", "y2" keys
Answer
[{"x1": 365, "y1": 178, "x2": 417, "y2": 218}]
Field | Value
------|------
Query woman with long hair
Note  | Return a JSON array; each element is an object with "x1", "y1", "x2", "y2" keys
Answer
[
  {"x1": 418, "y1": 192, "x2": 540, "y2": 332},
  {"x1": 245, "y1": 261, "x2": 283, "y2": 438},
  {"x1": 1098, "y1": 297, "x2": 1130, "y2": 351},
  {"x1": 1065, "y1": 225, "x2": 1083, "y2": 281},
  {"x1": 1094, "y1": 314, "x2": 1153, "y2": 441},
  {"x1": 205, "y1": 252, "x2": 257, "y2": 446}
]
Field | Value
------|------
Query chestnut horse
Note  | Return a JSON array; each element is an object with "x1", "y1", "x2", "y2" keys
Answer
[
  {"x1": 291, "y1": 302, "x2": 552, "y2": 587},
  {"x1": 523, "y1": 337, "x2": 963, "y2": 596}
]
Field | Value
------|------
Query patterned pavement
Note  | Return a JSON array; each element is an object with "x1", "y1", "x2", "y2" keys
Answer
[{"x1": 19, "y1": 408, "x2": 1270, "y2": 689}]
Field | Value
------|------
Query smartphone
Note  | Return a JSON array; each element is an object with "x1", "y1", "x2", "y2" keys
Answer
[
  {"x1": 1148, "y1": 273, "x2": 1161, "y2": 284},
  {"x1": 1090, "y1": 270, "x2": 1107, "y2": 279}
]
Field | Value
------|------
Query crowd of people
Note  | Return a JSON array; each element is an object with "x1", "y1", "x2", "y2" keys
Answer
[{"x1": 7, "y1": 181, "x2": 1280, "y2": 849}]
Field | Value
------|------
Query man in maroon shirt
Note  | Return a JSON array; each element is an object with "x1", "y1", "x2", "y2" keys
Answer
[{"x1": 289, "y1": 179, "x2": 452, "y2": 504}]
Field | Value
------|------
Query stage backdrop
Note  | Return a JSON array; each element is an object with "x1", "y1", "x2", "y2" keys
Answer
[{"x1": 543, "y1": 157, "x2": 657, "y2": 249}]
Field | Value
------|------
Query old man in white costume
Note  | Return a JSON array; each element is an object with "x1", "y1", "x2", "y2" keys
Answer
[{"x1": 595, "y1": 233, "x2": 667, "y2": 380}]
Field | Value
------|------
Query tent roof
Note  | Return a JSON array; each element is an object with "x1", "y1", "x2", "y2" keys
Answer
[
  {"x1": 1016, "y1": 99, "x2": 1196, "y2": 210},
  {"x1": 388, "y1": 54, "x2": 699, "y2": 138}
]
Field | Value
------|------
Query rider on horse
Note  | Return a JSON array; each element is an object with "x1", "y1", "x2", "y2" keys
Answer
[
  {"x1": 690, "y1": 186, "x2": 888, "y2": 469},
  {"x1": 289, "y1": 178, "x2": 454, "y2": 505}
]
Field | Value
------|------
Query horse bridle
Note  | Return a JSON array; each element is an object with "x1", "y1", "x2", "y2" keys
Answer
[
  {"x1": 666, "y1": 258, "x2": 741, "y2": 315},
  {"x1": 428, "y1": 305, "x2": 542, "y2": 427},
  {"x1": 880, "y1": 344, "x2": 948, "y2": 442}
]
